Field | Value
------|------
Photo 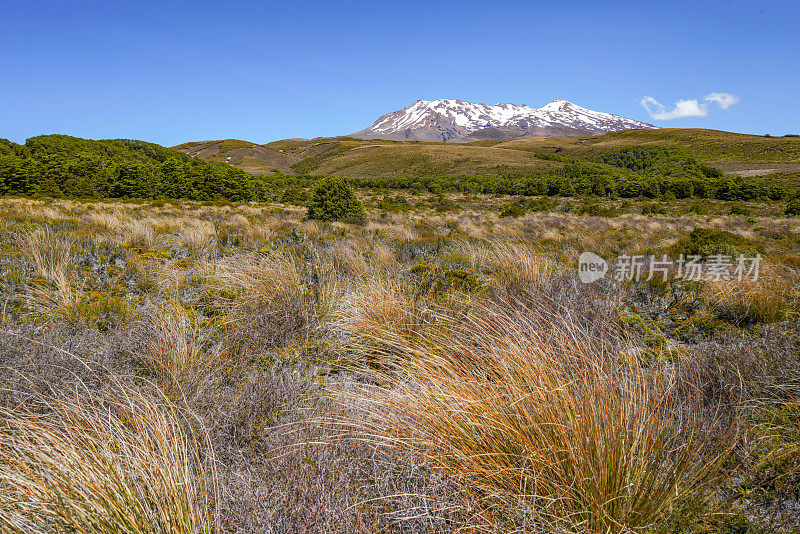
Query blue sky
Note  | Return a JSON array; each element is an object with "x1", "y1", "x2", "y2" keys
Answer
[{"x1": 2, "y1": 0, "x2": 798, "y2": 146}]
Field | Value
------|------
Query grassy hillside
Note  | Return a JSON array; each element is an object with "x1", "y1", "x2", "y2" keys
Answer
[{"x1": 174, "y1": 129, "x2": 800, "y2": 184}]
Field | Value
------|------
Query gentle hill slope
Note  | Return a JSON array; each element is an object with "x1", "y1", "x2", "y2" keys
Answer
[{"x1": 174, "y1": 129, "x2": 800, "y2": 179}]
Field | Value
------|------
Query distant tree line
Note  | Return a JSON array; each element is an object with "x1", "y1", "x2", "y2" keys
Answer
[
  {"x1": 343, "y1": 146, "x2": 794, "y2": 201},
  {"x1": 0, "y1": 135, "x2": 274, "y2": 201},
  {"x1": 1, "y1": 137, "x2": 795, "y2": 204}
]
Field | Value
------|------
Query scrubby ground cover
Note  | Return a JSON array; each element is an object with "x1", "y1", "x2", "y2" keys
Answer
[{"x1": 0, "y1": 195, "x2": 798, "y2": 533}]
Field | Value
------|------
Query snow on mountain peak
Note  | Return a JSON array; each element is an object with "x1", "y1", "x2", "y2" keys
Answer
[
  {"x1": 352, "y1": 98, "x2": 656, "y2": 142},
  {"x1": 540, "y1": 99, "x2": 574, "y2": 112}
]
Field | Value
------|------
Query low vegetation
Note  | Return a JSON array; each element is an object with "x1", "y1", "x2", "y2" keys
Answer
[{"x1": 0, "y1": 192, "x2": 797, "y2": 532}]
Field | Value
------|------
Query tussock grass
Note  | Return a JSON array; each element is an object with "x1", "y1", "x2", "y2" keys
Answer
[
  {"x1": 23, "y1": 270, "x2": 81, "y2": 323},
  {"x1": 85, "y1": 209, "x2": 128, "y2": 232},
  {"x1": 123, "y1": 219, "x2": 158, "y2": 249},
  {"x1": 0, "y1": 374, "x2": 218, "y2": 534},
  {"x1": 338, "y1": 298, "x2": 738, "y2": 533},
  {"x1": 18, "y1": 226, "x2": 74, "y2": 282},
  {"x1": 465, "y1": 240, "x2": 555, "y2": 288},
  {"x1": 1, "y1": 197, "x2": 797, "y2": 531},
  {"x1": 179, "y1": 220, "x2": 216, "y2": 257},
  {"x1": 707, "y1": 269, "x2": 794, "y2": 325},
  {"x1": 140, "y1": 304, "x2": 226, "y2": 398},
  {"x1": 213, "y1": 249, "x2": 340, "y2": 340},
  {"x1": 336, "y1": 278, "x2": 422, "y2": 359}
]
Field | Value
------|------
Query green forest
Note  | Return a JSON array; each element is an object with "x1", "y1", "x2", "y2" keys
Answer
[
  {"x1": 1, "y1": 135, "x2": 797, "y2": 203},
  {"x1": 0, "y1": 135, "x2": 273, "y2": 201}
]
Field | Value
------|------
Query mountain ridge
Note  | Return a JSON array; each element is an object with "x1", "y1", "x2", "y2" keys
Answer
[{"x1": 349, "y1": 99, "x2": 656, "y2": 142}]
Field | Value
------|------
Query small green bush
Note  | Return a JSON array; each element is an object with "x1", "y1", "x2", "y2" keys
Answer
[
  {"x1": 499, "y1": 203, "x2": 526, "y2": 218},
  {"x1": 641, "y1": 203, "x2": 667, "y2": 215},
  {"x1": 76, "y1": 291, "x2": 134, "y2": 331},
  {"x1": 524, "y1": 197, "x2": 557, "y2": 213},
  {"x1": 729, "y1": 203, "x2": 751, "y2": 216},
  {"x1": 281, "y1": 185, "x2": 307, "y2": 205},
  {"x1": 672, "y1": 228, "x2": 756, "y2": 259},
  {"x1": 786, "y1": 197, "x2": 800, "y2": 217},
  {"x1": 409, "y1": 254, "x2": 482, "y2": 296},
  {"x1": 576, "y1": 202, "x2": 617, "y2": 217},
  {"x1": 432, "y1": 196, "x2": 460, "y2": 213},
  {"x1": 687, "y1": 202, "x2": 710, "y2": 216},
  {"x1": 377, "y1": 194, "x2": 412, "y2": 212},
  {"x1": 306, "y1": 177, "x2": 366, "y2": 222}
]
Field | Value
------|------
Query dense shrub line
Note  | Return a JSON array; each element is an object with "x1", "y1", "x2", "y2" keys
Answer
[
  {"x1": 2, "y1": 137, "x2": 797, "y2": 204},
  {"x1": 344, "y1": 150, "x2": 792, "y2": 201},
  {"x1": 0, "y1": 135, "x2": 273, "y2": 201}
]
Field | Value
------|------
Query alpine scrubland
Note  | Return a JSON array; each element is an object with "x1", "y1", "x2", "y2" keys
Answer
[{"x1": 0, "y1": 192, "x2": 798, "y2": 533}]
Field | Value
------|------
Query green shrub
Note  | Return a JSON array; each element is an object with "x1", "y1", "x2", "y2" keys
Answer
[
  {"x1": 408, "y1": 254, "x2": 482, "y2": 296},
  {"x1": 306, "y1": 176, "x2": 366, "y2": 222},
  {"x1": 576, "y1": 202, "x2": 616, "y2": 217},
  {"x1": 641, "y1": 203, "x2": 667, "y2": 215},
  {"x1": 281, "y1": 185, "x2": 307, "y2": 205},
  {"x1": 377, "y1": 194, "x2": 412, "y2": 212},
  {"x1": 687, "y1": 202, "x2": 710, "y2": 215},
  {"x1": 672, "y1": 228, "x2": 756, "y2": 259},
  {"x1": 786, "y1": 197, "x2": 800, "y2": 217},
  {"x1": 729, "y1": 203, "x2": 751, "y2": 216},
  {"x1": 76, "y1": 291, "x2": 134, "y2": 331},
  {"x1": 499, "y1": 203, "x2": 527, "y2": 218},
  {"x1": 432, "y1": 196, "x2": 460, "y2": 213},
  {"x1": 523, "y1": 196, "x2": 557, "y2": 212}
]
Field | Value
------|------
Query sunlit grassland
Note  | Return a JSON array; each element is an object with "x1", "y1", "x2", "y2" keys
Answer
[{"x1": 0, "y1": 195, "x2": 798, "y2": 533}]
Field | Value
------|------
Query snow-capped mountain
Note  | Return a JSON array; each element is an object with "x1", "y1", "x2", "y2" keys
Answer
[{"x1": 350, "y1": 99, "x2": 656, "y2": 142}]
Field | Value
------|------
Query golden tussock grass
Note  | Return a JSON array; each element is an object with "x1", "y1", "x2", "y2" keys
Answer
[
  {"x1": 465, "y1": 240, "x2": 554, "y2": 288},
  {"x1": 140, "y1": 304, "x2": 227, "y2": 398},
  {"x1": 18, "y1": 226, "x2": 74, "y2": 283},
  {"x1": 212, "y1": 249, "x2": 340, "y2": 337},
  {"x1": 23, "y1": 270, "x2": 80, "y2": 324},
  {"x1": 0, "y1": 374, "x2": 218, "y2": 534},
  {"x1": 337, "y1": 299, "x2": 738, "y2": 533},
  {"x1": 123, "y1": 219, "x2": 158, "y2": 249},
  {"x1": 706, "y1": 268, "x2": 794, "y2": 325},
  {"x1": 85, "y1": 210, "x2": 128, "y2": 232},
  {"x1": 178, "y1": 220, "x2": 216, "y2": 257}
]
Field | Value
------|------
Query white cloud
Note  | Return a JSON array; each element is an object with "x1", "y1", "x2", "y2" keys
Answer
[
  {"x1": 704, "y1": 92, "x2": 740, "y2": 110},
  {"x1": 640, "y1": 92, "x2": 739, "y2": 120},
  {"x1": 640, "y1": 96, "x2": 708, "y2": 120}
]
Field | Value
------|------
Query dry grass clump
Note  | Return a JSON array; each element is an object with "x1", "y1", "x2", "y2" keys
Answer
[
  {"x1": 0, "y1": 375, "x2": 218, "y2": 534},
  {"x1": 335, "y1": 278, "x2": 422, "y2": 359},
  {"x1": 23, "y1": 271, "x2": 81, "y2": 323},
  {"x1": 179, "y1": 220, "x2": 216, "y2": 257},
  {"x1": 465, "y1": 240, "x2": 555, "y2": 288},
  {"x1": 707, "y1": 270, "x2": 794, "y2": 325},
  {"x1": 213, "y1": 250, "x2": 338, "y2": 346},
  {"x1": 85, "y1": 209, "x2": 128, "y2": 232},
  {"x1": 329, "y1": 241, "x2": 369, "y2": 276},
  {"x1": 338, "y1": 298, "x2": 737, "y2": 533},
  {"x1": 18, "y1": 226, "x2": 74, "y2": 282},
  {"x1": 123, "y1": 219, "x2": 158, "y2": 249},
  {"x1": 138, "y1": 304, "x2": 226, "y2": 398}
]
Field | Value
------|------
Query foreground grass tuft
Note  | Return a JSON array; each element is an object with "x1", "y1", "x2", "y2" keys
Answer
[
  {"x1": 339, "y1": 298, "x2": 739, "y2": 533},
  {"x1": 0, "y1": 374, "x2": 218, "y2": 534}
]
